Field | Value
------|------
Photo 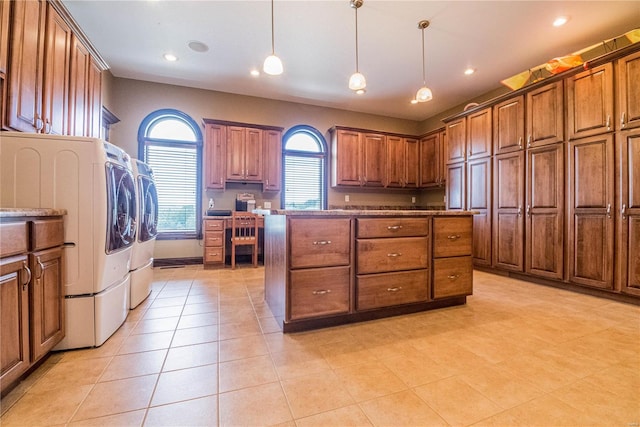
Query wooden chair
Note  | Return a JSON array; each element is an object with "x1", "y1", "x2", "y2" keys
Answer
[{"x1": 230, "y1": 211, "x2": 259, "y2": 269}]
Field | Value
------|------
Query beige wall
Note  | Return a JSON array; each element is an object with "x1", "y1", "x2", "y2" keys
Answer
[{"x1": 106, "y1": 77, "x2": 500, "y2": 259}]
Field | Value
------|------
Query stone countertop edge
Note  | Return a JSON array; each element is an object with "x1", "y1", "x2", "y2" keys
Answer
[
  {"x1": 0, "y1": 208, "x2": 68, "y2": 218},
  {"x1": 254, "y1": 209, "x2": 478, "y2": 216}
]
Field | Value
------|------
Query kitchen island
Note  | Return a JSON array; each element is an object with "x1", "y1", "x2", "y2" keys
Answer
[{"x1": 261, "y1": 210, "x2": 476, "y2": 332}]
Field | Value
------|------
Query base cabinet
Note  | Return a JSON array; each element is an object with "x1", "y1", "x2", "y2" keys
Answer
[
  {"x1": 432, "y1": 216, "x2": 473, "y2": 299},
  {"x1": 1, "y1": 215, "x2": 64, "y2": 396}
]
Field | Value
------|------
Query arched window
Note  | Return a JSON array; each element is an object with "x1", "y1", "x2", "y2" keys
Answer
[
  {"x1": 282, "y1": 125, "x2": 327, "y2": 210},
  {"x1": 138, "y1": 109, "x2": 202, "y2": 239}
]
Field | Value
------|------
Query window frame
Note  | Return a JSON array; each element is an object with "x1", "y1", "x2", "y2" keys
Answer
[
  {"x1": 281, "y1": 125, "x2": 328, "y2": 210},
  {"x1": 138, "y1": 109, "x2": 203, "y2": 240}
]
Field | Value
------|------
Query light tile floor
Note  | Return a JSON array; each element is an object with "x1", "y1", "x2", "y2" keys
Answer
[{"x1": 1, "y1": 266, "x2": 639, "y2": 426}]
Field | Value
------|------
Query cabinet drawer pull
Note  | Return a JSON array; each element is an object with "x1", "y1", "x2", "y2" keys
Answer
[
  {"x1": 447, "y1": 274, "x2": 460, "y2": 280},
  {"x1": 22, "y1": 261, "x2": 31, "y2": 290},
  {"x1": 386, "y1": 286, "x2": 403, "y2": 292},
  {"x1": 447, "y1": 235, "x2": 461, "y2": 240},
  {"x1": 387, "y1": 225, "x2": 403, "y2": 231},
  {"x1": 386, "y1": 252, "x2": 402, "y2": 257},
  {"x1": 312, "y1": 240, "x2": 332, "y2": 245},
  {"x1": 312, "y1": 289, "x2": 331, "y2": 295}
]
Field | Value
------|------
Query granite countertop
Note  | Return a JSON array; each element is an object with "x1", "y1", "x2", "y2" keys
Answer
[
  {"x1": 0, "y1": 208, "x2": 67, "y2": 218},
  {"x1": 255, "y1": 209, "x2": 478, "y2": 216}
]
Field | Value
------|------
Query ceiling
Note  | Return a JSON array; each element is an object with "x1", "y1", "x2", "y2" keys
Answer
[{"x1": 62, "y1": 1, "x2": 640, "y2": 122}]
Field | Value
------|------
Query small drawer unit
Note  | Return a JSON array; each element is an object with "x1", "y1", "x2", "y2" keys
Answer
[
  {"x1": 203, "y1": 218, "x2": 225, "y2": 267},
  {"x1": 432, "y1": 216, "x2": 473, "y2": 299}
]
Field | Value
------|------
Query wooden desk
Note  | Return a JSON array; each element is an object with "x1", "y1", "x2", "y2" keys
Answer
[{"x1": 203, "y1": 216, "x2": 264, "y2": 268}]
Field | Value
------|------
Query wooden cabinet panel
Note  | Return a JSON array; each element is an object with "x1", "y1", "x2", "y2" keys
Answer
[
  {"x1": 244, "y1": 128, "x2": 263, "y2": 181},
  {"x1": 30, "y1": 218, "x2": 63, "y2": 251},
  {"x1": 289, "y1": 218, "x2": 351, "y2": 269},
  {"x1": 362, "y1": 133, "x2": 386, "y2": 187},
  {"x1": 0, "y1": 0, "x2": 9, "y2": 76},
  {"x1": 493, "y1": 95, "x2": 525, "y2": 154},
  {"x1": 30, "y1": 247, "x2": 64, "y2": 362},
  {"x1": 289, "y1": 266, "x2": 350, "y2": 320},
  {"x1": 467, "y1": 107, "x2": 492, "y2": 159},
  {"x1": 0, "y1": 222, "x2": 28, "y2": 257},
  {"x1": 567, "y1": 63, "x2": 614, "y2": 140},
  {"x1": 419, "y1": 132, "x2": 440, "y2": 187},
  {"x1": 627, "y1": 217, "x2": 640, "y2": 294},
  {"x1": 405, "y1": 138, "x2": 419, "y2": 188},
  {"x1": 446, "y1": 118, "x2": 466, "y2": 164},
  {"x1": 467, "y1": 157, "x2": 492, "y2": 266},
  {"x1": 226, "y1": 126, "x2": 246, "y2": 181},
  {"x1": 493, "y1": 151, "x2": 525, "y2": 271},
  {"x1": 87, "y1": 59, "x2": 102, "y2": 138},
  {"x1": 526, "y1": 143, "x2": 564, "y2": 279},
  {"x1": 526, "y1": 81, "x2": 564, "y2": 147},
  {"x1": 357, "y1": 218, "x2": 429, "y2": 238},
  {"x1": 68, "y1": 36, "x2": 89, "y2": 136},
  {"x1": 356, "y1": 237, "x2": 429, "y2": 274},
  {"x1": 433, "y1": 256, "x2": 472, "y2": 299},
  {"x1": 204, "y1": 124, "x2": 226, "y2": 189},
  {"x1": 263, "y1": 129, "x2": 282, "y2": 191},
  {"x1": 446, "y1": 162, "x2": 466, "y2": 210},
  {"x1": 568, "y1": 134, "x2": 614, "y2": 289},
  {"x1": 432, "y1": 216, "x2": 472, "y2": 258},
  {"x1": 0, "y1": 255, "x2": 30, "y2": 392},
  {"x1": 357, "y1": 270, "x2": 428, "y2": 310},
  {"x1": 617, "y1": 51, "x2": 640, "y2": 131},
  {"x1": 386, "y1": 135, "x2": 404, "y2": 188},
  {"x1": 332, "y1": 129, "x2": 361, "y2": 186}
]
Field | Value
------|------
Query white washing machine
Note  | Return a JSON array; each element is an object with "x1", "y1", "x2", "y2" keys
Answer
[
  {"x1": 129, "y1": 159, "x2": 158, "y2": 309},
  {"x1": 1, "y1": 132, "x2": 136, "y2": 349}
]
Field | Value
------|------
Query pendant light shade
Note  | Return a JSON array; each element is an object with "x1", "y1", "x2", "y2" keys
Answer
[
  {"x1": 414, "y1": 20, "x2": 433, "y2": 103},
  {"x1": 263, "y1": 0, "x2": 283, "y2": 75},
  {"x1": 349, "y1": 0, "x2": 365, "y2": 93}
]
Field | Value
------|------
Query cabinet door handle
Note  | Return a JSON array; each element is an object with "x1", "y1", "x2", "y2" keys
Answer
[
  {"x1": 387, "y1": 225, "x2": 403, "y2": 231},
  {"x1": 312, "y1": 240, "x2": 332, "y2": 245},
  {"x1": 387, "y1": 252, "x2": 402, "y2": 257},
  {"x1": 622, "y1": 203, "x2": 627, "y2": 219},
  {"x1": 527, "y1": 135, "x2": 532, "y2": 147},
  {"x1": 621, "y1": 112, "x2": 626, "y2": 129},
  {"x1": 526, "y1": 204, "x2": 531, "y2": 217},
  {"x1": 35, "y1": 256, "x2": 45, "y2": 279},
  {"x1": 606, "y1": 203, "x2": 611, "y2": 218},
  {"x1": 447, "y1": 235, "x2": 461, "y2": 240},
  {"x1": 45, "y1": 118, "x2": 51, "y2": 134},
  {"x1": 518, "y1": 137, "x2": 522, "y2": 148},
  {"x1": 312, "y1": 289, "x2": 331, "y2": 295},
  {"x1": 35, "y1": 114, "x2": 44, "y2": 132},
  {"x1": 606, "y1": 115, "x2": 611, "y2": 131},
  {"x1": 447, "y1": 274, "x2": 460, "y2": 280},
  {"x1": 387, "y1": 286, "x2": 403, "y2": 292},
  {"x1": 22, "y1": 261, "x2": 31, "y2": 290},
  {"x1": 517, "y1": 205, "x2": 522, "y2": 217}
]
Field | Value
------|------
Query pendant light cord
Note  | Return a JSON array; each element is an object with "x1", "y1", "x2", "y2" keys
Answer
[
  {"x1": 271, "y1": 0, "x2": 275, "y2": 55},
  {"x1": 354, "y1": 6, "x2": 359, "y2": 72},
  {"x1": 421, "y1": 27, "x2": 426, "y2": 85}
]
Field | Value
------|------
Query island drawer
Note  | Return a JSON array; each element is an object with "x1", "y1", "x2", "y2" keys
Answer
[
  {"x1": 0, "y1": 221, "x2": 28, "y2": 257},
  {"x1": 289, "y1": 266, "x2": 350, "y2": 320},
  {"x1": 30, "y1": 219, "x2": 64, "y2": 251},
  {"x1": 356, "y1": 269, "x2": 429, "y2": 310},
  {"x1": 432, "y1": 256, "x2": 473, "y2": 299},
  {"x1": 357, "y1": 218, "x2": 429, "y2": 238},
  {"x1": 357, "y1": 237, "x2": 429, "y2": 274},
  {"x1": 204, "y1": 231, "x2": 224, "y2": 247},
  {"x1": 289, "y1": 218, "x2": 351, "y2": 269},
  {"x1": 204, "y1": 247, "x2": 223, "y2": 263},
  {"x1": 432, "y1": 217, "x2": 472, "y2": 258}
]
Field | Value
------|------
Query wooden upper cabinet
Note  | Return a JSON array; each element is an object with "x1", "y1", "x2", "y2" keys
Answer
[
  {"x1": 419, "y1": 132, "x2": 440, "y2": 187},
  {"x1": 204, "y1": 123, "x2": 226, "y2": 190},
  {"x1": 404, "y1": 138, "x2": 419, "y2": 188},
  {"x1": 617, "y1": 51, "x2": 640, "y2": 131},
  {"x1": 362, "y1": 133, "x2": 386, "y2": 187},
  {"x1": 446, "y1": 118, "x2": 466, "y2": 164},
  {"x1": 332, "y1": 129, "x2": 362, "y2": 187},
  {"x1": 226, "y1": 126, "x2": 263, "y2": 182},
  {"x1": 467, "y1": 107, "x2": 492, "y2": 159},
  {"x1": 0, "y1": 0, "x2": 9, "y2": 75},
  {"x1": 386, "y1": 135, "x2": 404, "y2": 188},
  {"x1": 244, "y1": 128, "x2": 263, "y2": 181},
  {"x1": 526, "y1": 81, "x2": 564, "y2": 148},
  {"x1": 68, "y1": 36, "x2": 89, "y2": 137},
  {"x1": 493, "y1": 95, "x2": 525, "y2": 154},
  {"x1": 263, "y1": 129, "x2": 282, "y2": 191},
  {"x1": 87, "y1": 58, "x2": 102, "y2": 138},
  {"x1": 567, "y1": 63, "x2": 614, "y2": 140}
]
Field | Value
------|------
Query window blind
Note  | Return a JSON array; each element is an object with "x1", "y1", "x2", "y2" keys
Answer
[{"x1": 284, "y1": 155, "x2": 325, "y2": 210}]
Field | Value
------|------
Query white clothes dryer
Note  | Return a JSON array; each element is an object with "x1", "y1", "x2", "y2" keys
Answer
[{"x1": 1, "y1": 132, "x2": 136, "y2": 349}]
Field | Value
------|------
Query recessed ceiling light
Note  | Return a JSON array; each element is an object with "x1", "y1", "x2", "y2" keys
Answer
[
  {"x1": 553, "y1": 16, "x2": 569, "y2": 27},
  {"x1": 188, "y1": 41, "x2": 209, "y2": 53},
  {"x1": 250, "y1": 69, "x2": 260, "y2": 77},
  {"x1": 163, "y1": 53, "x2": 178, "y2": 62},
  {"x1": 464, "y1": 67, "x2": 476, "y2": 76}
]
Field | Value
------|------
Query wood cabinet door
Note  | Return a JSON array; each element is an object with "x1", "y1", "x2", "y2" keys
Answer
[
  {"x1": 617, "y1": 51, "x2": 640, "y2": 131},
  {"x1": 7, "y1": 0, "x2": 46, "y2": 132},
  {"x1": 617, "y1": 129, "x2": 640, "y2": 296},
  {"x1": 446, "y1": 118, "x2": 466, "y2": 164},
  {"x1": 446, "y1": 162, "x2": 465, "y2": 210},
  {"x1": 439, "y1": 131, "x2": 447, "y2": 184},
  {"x1": 404, "y1": 138, "x2": 419, "y2": 188},
  {"x1": 244, "y1": 128, "x2": 263, "y2": 181},
  {"x1": 493, "y1": 95, "x2": 525, "y2": 154},
  {"x1": 30, "y1": 247, "x2": 64, "y2": 362},
  {"x1": 362, "y1": 133, "x2": 386, "y2": 187},
  {"x1": 0, "y1": 255, "x2": 30, "y2": 393},
  {"x1": 467, "y1": 157, "x2": 492, "y2": 266},
  {"x1": 0, "y1": 0, "x2": 9, "y2": 75},
  {"x1": 68, "y1": 36, "x2": 89, "y2": 137},
  {"x1": 87, "y1": 59, "x2": 102, "y2": 138},
  {"x1": 263, "y1": 129, "x2": 282, "y2": 191},
  {"x1": 493, "y1": 151, "x2": 524, "y2": 271},
  {"x1": 526, "y1": 81, "x2": 564, "y2": 148},
  {"x1": 332, "y1": 129, "x2": 362, "y2": 186},
  {"x1": 567, "y1": 63, "x2": 614, "y2": 140},
  {"x1": 526, "y1": 143, "x2": 564, "y2": 280},
  {"x1": 467, "y1": 107, "x2": 492, "y2": 159},
  {"x1": 204, "y1": 124, "x2": 226, "y2": 189},
  {"x1": 419, "y1": 133, "x2": 439, "y2": 187},
  {"x1": 226, "y1": 126, "x2": 246, "y2": 180},
  {"x1": 568, "y1": 134, "x2": 614, "y2": 289},
  {"x1": 385, "y1": 135, "x2": 404, "y2": 188}
]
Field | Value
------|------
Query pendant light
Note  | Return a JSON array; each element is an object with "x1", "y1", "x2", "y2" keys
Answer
[
  {"x1": 348, "y1": 0, "x2": 366, "y2": 94},
  {"x1": 414, "y1": 20, "x2": 433, "y2": 102},
  {"x1": 263, "y1": 0, "x2": 283, "y2": 75}
]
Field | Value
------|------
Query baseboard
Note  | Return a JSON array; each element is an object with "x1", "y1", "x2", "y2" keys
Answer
[{"x1": 153, "y1": 257, "x2": 203, "y2": 268}]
